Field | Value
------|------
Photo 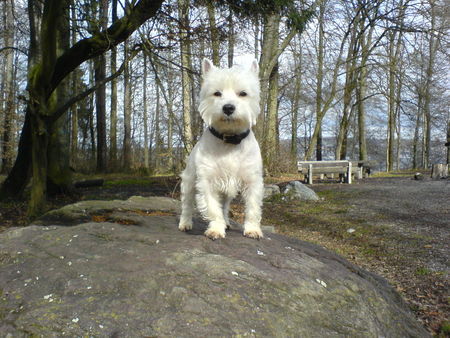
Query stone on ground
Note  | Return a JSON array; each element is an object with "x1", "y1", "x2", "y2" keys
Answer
[
  {"x1": 263, "y1": 184, "x2": 281, "y2": 199},
  {"x1": 283, "y1": 180, "x2": 320, "y2": 201}
]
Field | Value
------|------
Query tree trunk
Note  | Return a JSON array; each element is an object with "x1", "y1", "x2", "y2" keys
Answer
[
  {"x1": 386, "y1": 31, "x2": 396, "y2": 171},
  {"x1": 70, "y1": 3, "x2": 79, "y2": 169},
  {"x1": 167, "y1": 63, "x2": 174, "y2": 171},
  {"x1": 94, "y1": 0, "x2": 108, "y2": 173},
  {"x1": 27, "y1": 0, "x2": 64, "y2": 217},
  {"x1": 422, "y1": 0, "x2": 437, "y2": 169},
  {"x1": 109, "y1": 0, "x2": 118, "y2": 168},
  {"x1": 412, "y1": 94, "x2": 422, "y2": 168},
  {"x1": 356, "y1": 11, "x2": 375, "y2": 162},
  {"x1": 178, "y1": 0, "x2": 193, "y2": 155},
  {"x1": 257, "y1": 13, "x2": 279, "y2": 140},
  {"x1": 227, "y1": 11, "x2": 234, "y2": 67},
  {"x1": 88, "y1": 63, "x2": 96, "y2": 163},
  {"x1": 47, "y1": 0, "x2": 72, "y2": 194},
  {"x1": 356, "y1": 72, "x2": 367, "y2": 161},
  {"x1": 123, "y1": 39, "x2": 132, "y2": 171},
  {"x1": 154, "y1": 70, "x2": 162, "y2": 171},
  {"x1": 207, "y1": 2, "x2": 220, "y2": 66},
  {"x1": 1, "y1": 0, "x2": 16, "y2": 174},
  {"x1": 431, "y1": 164, "x2": 448, "y2": 179},
  {"x1": 447, "y1": 116, "x2": 450, "y2": 165},
  {"x1": 264, "y1": 63, "x2": 279, "y2": 172},
  {"x1": 143, "y1": 53, "x2": 150, "y2": 170},
  {"x1": 28, "y1": 112, "x2": 50, "y2": 218},
  {"x1": 290, "y1": 39, "x2": 302, "y2": 167},
  {"x1": 0, "y1": 112, "x2": 32, "y2": 199},
  {"x1": 315, "y1": 0, "x2": 325, "y2": 161}
]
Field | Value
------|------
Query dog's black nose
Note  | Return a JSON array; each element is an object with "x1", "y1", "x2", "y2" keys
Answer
[{"x1": 222, "y1": 104, "x2": 235, "y2": 116}]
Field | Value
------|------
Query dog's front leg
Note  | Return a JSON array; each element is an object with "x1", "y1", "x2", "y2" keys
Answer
[
  {"x1": 196, "y1": 181, "x2": 227, "y2": 239},
  {"x1": 179, "y1": 172, "x2": 195, "y2": 232},
  {"x1": 223, "y1": 196, "x2": 233, "y2": 230},
  {"x1": 242, "y1": 180, "x2": 264, "y2": 239}
]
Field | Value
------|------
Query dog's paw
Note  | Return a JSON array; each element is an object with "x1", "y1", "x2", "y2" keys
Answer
[
  {"x1": 205, "y1": 221, "x2": 226, "y2": 240},
  {"x1": 243, "y1": 225, "x2": 263, "y2": 239},
  {"x1": 178, "y1": 220, "x2": 193, "y2": 232}
]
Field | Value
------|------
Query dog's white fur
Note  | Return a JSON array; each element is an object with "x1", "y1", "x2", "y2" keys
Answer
[{"x1": 178, "y1": 59, "x2": 264, "y2": 240}]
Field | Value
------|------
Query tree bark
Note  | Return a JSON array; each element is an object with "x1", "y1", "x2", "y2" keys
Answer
[
  {"x1": 47, "y1": 0, "x2": 72, "y2": 194},
  {"x1": 1, "y1": 0, "x2": 16, "y2": 174},
  {"x1": 447, "y1": 116, "x2": 450, "y2": 165},
  {"x1": 412, "y1": 92, "x2": 422, "y2": 168},
  {"x1": 154, "y1": 67, "x2": 162, "y2": 171},
  {"x1": 257, "y1": 12, "x2": 280, "y2": 140},
  {"x1": 70, "y1": 4, "x2": 79, "y2": 168},
  {"x1": 422, "y1": 0, "x2": 437, "y2": 169},
  {"x1": 109, "y1": 0, "x2": 118, "y2": 168},
  {"x1": 123, "y1": 39, "x2": 132, "y2": 171},
  {"x1": 94, "y1": 0, "x2": 108, "y2": 173},
  {"x1": 143, "y1": 53, "x2": 150, "y2": 171},
  {"x1": 207, "y1": 2, "x2": 220, "y2": 66},
  {"x1": 264, "y1": 62, "x2": 279, "y2": 172},
  {"x1": 315, "y1": 0, "x2": 325, "y2": 161},
  {"x1": 178, "y1": 0, "x2": 193, "y2": 156},
  {"x1": 290, "y1": 38, "x2": 302, "y2": 167},
  {"x1": 227, "y1": 11, "x2": 234, "y2": 68}
]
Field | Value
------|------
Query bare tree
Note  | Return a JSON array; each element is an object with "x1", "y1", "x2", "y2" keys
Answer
[
  {"x1": 1, "y1": 0, "x2": 16, "y2": 174},
  {"x1": 178, "y1": 0, "x2": 194, "y2": 155}
]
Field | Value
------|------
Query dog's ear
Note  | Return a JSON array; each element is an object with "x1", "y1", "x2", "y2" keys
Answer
[
  {"x1": 202, "y1": 58, "x2": 215, "y2": 76},
  {"x1": 250, "y1": 59, "x2": 259, "y2": 74}
]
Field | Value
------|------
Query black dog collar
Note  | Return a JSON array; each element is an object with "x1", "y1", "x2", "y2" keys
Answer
[{"x1": 209, "y1": 127, "x2": 250, "y2": 145}]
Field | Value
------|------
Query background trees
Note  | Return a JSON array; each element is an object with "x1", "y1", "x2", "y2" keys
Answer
[{"x1": 0, "y1": 0, "x2": 448, "y2": 215}]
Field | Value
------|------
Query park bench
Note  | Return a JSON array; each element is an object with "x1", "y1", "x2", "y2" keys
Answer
[{"x1": 297, "y1": 160, "x2": 372, "y2": 184}]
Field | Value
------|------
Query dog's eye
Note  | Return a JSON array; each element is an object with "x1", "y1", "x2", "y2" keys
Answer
[
  {"x1": 213, "y1": 91, "x2": 222, "y2": 97},
  {"x1": 239, "y1": 91, "x2": 247, "y2": 97}
]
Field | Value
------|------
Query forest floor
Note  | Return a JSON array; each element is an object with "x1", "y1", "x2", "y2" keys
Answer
[{"x1": 0, "y1": 173, "x2": 448, "y2": 336}]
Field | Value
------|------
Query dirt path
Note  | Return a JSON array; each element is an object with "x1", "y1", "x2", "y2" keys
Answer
[
  {"x1": 263, "y1": 176, "x2": 449, "y2": 336},
  {"x1": 316, "y1": 177, "x2": 449, "y2": 273}
]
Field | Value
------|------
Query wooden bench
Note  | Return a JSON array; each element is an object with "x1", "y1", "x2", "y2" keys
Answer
[{"x1": 297, "y1": 160, "x2": 364, "y2": 184}]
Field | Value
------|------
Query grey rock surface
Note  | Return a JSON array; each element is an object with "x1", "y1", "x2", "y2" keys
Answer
[
  {"x1": 283, "y1": 180, "x2": 320, "y2": 201},
  {"x1": 263, "y1": 184, "x2": 281, "y2": 199},
  {"x1": 0, "y1": 197, "x2": 428, "y2": 337}
]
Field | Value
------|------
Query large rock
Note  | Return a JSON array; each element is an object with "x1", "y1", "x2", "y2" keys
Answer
[
  {"x1": 0, "y1": 197, "x2": 427, "y2": 337},
  {"x1": 283, "y1": 180, "x2": 320, "y2": 201},
  {"x1": 263, "y1": 184, "x2": 281, "y2": 199}
]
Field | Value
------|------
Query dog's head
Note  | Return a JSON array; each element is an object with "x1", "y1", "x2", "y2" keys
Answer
[{"x1": 198, "y1": 59, "x2": 260, "y2": 134}]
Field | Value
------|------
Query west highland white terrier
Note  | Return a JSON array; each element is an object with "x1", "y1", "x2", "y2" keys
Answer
[{"x1": 178, "y1": 58, "x2": 264, "y2": 240}]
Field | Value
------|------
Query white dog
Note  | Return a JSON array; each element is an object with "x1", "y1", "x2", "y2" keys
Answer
[{"x1": 178, "y1": 58, "x2": 264, "y2": 240}]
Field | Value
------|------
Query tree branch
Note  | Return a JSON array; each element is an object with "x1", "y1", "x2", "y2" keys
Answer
[
  {"x1": 49, "y1": 0, "x2": 164, "y2": 98},
  {"x1": 0, "y1": 46, "x2": 28, "y2": 56},
  {"x1": 51, "y1": 48, "x2": 140, "y2": 123}
]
